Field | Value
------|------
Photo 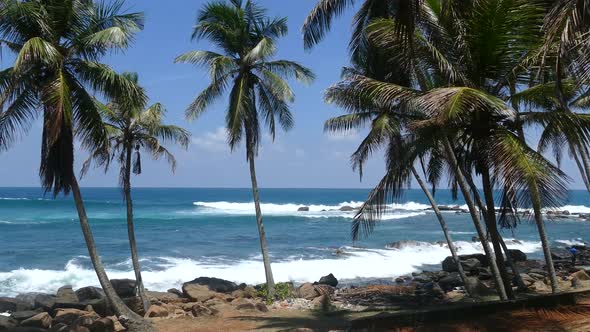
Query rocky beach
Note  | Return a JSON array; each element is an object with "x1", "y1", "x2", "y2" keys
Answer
[{"x1": 2, "y1": 242, "x2": 590, "y2": 332}]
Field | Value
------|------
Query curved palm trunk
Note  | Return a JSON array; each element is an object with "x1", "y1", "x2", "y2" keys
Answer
[
  {"x1": 411, "y1": 167, "x2": 471, "y2": 296},
  {"x1": 248, "y1": 157, "x2": 275, "y2": 300},
  {"x1": 442, "y1": 138, "x2": 508, "y2": 300},
  {"x1": 70, "y1": 177, "x2": 154, "y2": 331},
  {"x1": 124, "y1": 144, "x2": 150, "y2": 312},
  {"x1": 481, "y1": 169, "x2": 515, "y2": 299},
  {"x1": 530, "y1": 182, "x2": 559, "y2": 293},
  {"x1": 465, "y1": 172, "x2": 525, "y2": 292}
]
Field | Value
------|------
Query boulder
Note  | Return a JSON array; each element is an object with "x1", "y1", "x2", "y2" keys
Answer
[
  {"x1": 318, "y1": 273, "x2": 338, "y2": 287},
  {"x1": 53, "y1": 308, "x2": 96, "y2": 326},
  {"x1": 461, "y1": 258, "x2": 482, "y2": 271},
  {"x1": 551, "y1": 248, "x2": 572, "y2": 260},
  {"x1": 255, "y1": 302, "x2": 268, "y2": 313},
  {"x1": 442, "y1": 257, "x2": 482, "y2": 273},
  {"x1": 75, "y1": 287, "x2": 104, "y2": 302},
  {"x1": 297, "y1": 207, "x2": 310, "y2": 212},
  {"x1": 50, "y1": 323, "x2": 69, "y2": 332},
  {"x1": 296, "y1": 283, "x2": 319, "y2": 300},
  {"x1": 464, "y1": 277, "x2": 495, "y2": 297},
  {"x1": 231, "y1": 286, "x2": 257, "y2": 299},
  {"x1": 506, "y1": 249, "x2": 527, "y2": 262},
  {"x1": 109, "y1": 279, "x2": 136, "y2": 298},
  {"x1": 311, "y1": 294, "x2": 332, "y2": 310},
  {"x1": 531, "y1": 280, "x2": 551, "y2": 292},
  {"x1": 14, "y1": 294, "x2": 39, "y2": 311},
  {"x1": 167, "y1": 288, "x2": 183, "y2": 297},
  {"x1": 231, "y1": 298, "x2": 256, "y2": 311},
  {"x1": 183, "y1": 277, "x2": 238, "y2": 293},
  {"x1": 571, "y1": 270, "x2": 590, "y2": 281},
  {"x1": 412, "y1": 273, "x2": 433, "y2": 283},
  {"x1": 190, "y1": 303, "x2": 212, "y2": 317},
  {"x1": 56, "y1": 285, "x2": 79, "y2": 303},
  {"x1": 519, "y1": 274, "x2": 536, "y2": 287},
  {"x1": 438, "y1": 273, "x2": 464, "y2": 291},
  {"x1": 21, "y1": 312, "x2": 52, "y2": 329},
  {"x1": 145, "y1": 305, "x2": 168, "y2": 318},
  {"x1": 33, "y1": 294, "x2": 56, "y2": 311},
  {"x1": 181, "y1": 284, "x2": 217, "y2": 302},
  {"x1": 339, "y1": 206, "x2": 355, "y2": 212},
  {"x1": 415, "y1": 282, "x2": 445, "y2": 299},
  {"x1": 89, "y1": 317, "x2": 115, "y2": 332},
  {"x1": 10, "y1": 310, "x2": 41, "y2": 321},
  {"x1": 0, "y1": 297, "x2": 18, "y2": 312},
  {"x1": 146, "y1": 291, "x2": 180, "y2": 303},
  {"x1": 0, "y1": 315, "x2": 18, "y2": 330}
]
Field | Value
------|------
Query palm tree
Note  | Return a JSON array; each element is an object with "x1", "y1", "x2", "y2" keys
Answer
[
  {"x1": 175, "y1": 0, "x2": 314, "y2": 300},
  {"x1": 323, "y1": 74, "x2": 472, "y2": 296},
  {"x1": 0, "y1": 1, "x2": 153, "y2": 330},
  {"x1": 82, "y1": 73, "x2": 190, "y2": 312}
]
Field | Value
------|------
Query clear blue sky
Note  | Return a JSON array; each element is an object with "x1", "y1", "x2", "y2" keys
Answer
[{"x1": 0, "y1": 0, "x2": 585, "y2": 189}]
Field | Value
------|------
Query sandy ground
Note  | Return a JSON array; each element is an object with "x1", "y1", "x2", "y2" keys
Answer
[{"x1": 154, "y1": 294, "x2": 590, "y2": 332}]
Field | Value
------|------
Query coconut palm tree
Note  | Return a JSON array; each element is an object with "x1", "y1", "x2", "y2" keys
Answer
[
  {"x1": 175, "y1": 0, "x2": 314, "y2": 300},
  {"x1": 82, "y1": 73, "x2": 190, "y2": 312},
  {"x1": 323, "y1": 73, "x2": 472, "y2": 296},
  {"x1": 0, "y1": 1, "x2": 153, "y2": 330}
]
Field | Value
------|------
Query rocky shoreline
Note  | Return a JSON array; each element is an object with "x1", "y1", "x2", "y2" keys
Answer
[
  {"x1": 2, "y1": 245, "x2": 590, "y2": 331},
  {"x1": 296, "y1": 204, "x2": 590, "y2": 222}
]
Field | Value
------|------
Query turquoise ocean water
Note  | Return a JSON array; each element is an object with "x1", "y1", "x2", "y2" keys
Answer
[{"x1": 0, "y1": 187, "x2": 589, "y2": 296}]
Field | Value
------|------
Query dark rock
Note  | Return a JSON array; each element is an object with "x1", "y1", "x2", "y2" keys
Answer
[
  {"x1": 318, "y1": 273, "x2": 338, "y2": 287},
  {"x1": 339, "y1": 205, "x2": 355, "y2": 212},
  {"x1": 506, "y1": 249, "x2": 527, "y2": 262},
  {"x1": 190, "y1": 303, "x2": 212, "y2": 317},
  {"x1": 75, "y1": 287, "x2": 104, "y2": 302},
  {"x1": 14, "y1": 294, "x2": 38, "y2": 311},
  {"x1": 476, "y1": 268, "x2": 492, "y2": 280},
  {"x1": 465, "y1": 277, "x2": 495, "y2": 297},
  {"x1": 109, "y1": 279, "x2": 136, "y2": 298},
  {"x1": 412, "y1": 273, "x2": 433, "y2": 283},
  {"x1": 442, "y1": 256, "x2": 482, "y2": 272},
  {"x1": 53, "y1": 309, "x2": 97, "y2": 326},
  {"x1": 33, "y1": 294, "x2": 56, "y2": 311},
  {"x1": 183, "y1": 277, "x2": 238, "y2": 293},
  {"x1": 0, "y1": 298, "x2": 19, "y2": 313},
  {"x1": 462, "y1": 258, "x2": 482, "y2": 271},
  {"x1": 472, "y1": 236, "x2": 480, "y2": 242},
  {"x1": 0, "y1": 315, "x2": 18, "y2": 329},
  {"x1": 297, "y1": 207, "x2": 310, "y2": 212},
  {"x1": 49, "y1": 323, "x2": 69, "y2": 332},
  {"x1": 415, "y1": 282, "x2": 445, "y2": 298},
  {"x1": 10, "y1": 310, "x2": 41, "y2": 321},
  {"x1": 438, "y1": 272, "x2": 464, "y2": 291},
  {"x1": 551, "y1": 248, "x2": 572, "y2": 260},
  {"x1": 167, "y1": 288, "x2": 183, "y2": 297}
]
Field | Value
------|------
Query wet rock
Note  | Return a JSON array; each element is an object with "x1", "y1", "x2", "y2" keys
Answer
[
  {"x1": 0, "y1": 315, "x2": 18, "y2": 329},
  {"x1": 462, "y1": 258, "x2": 482, "y2": 271},
  {"x1": 506, "y1": 249, "x2": 527, "y2": 262},
  {"x1": 145, "y1": 305, "x2": 169, "y2": 318},
  {"x1": 298, "y1": 207, "x2": 310, "y2": 212},
  {"x1": 14, "y1": 294, "x2": 38, "y2": 311},
  {"x1": 181, "y1": 284, "x2": 217, "y2": 302},
  {"x1": 75, "y1": 287, "x2": 104, "y2": 302},
  {"x1": 339, "y1": 205, "x2": 355, "y2": 212},
  {"x1": 109, "y1": 279, "x2": 136, "y2": 298},
  {"x1": 21, "y1": 312, "x2": 52, "y2": 329},
  {"x1": 318, "y1": 273, "x2": 338, "y2": 287},
  {"x1": 442, "y1": 255, "x2": 487, "y2": 272},
  {"x1": 296, "y1": 283, "x2": 319, "y2": 300},
  {"x1": 551, "y1": 248, "x2": 572, "y2": 260},
  {"x1": 183, "y1": 277, "x2": 238, "y2": 293}
]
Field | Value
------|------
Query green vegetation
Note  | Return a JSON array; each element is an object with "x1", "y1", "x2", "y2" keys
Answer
[{"x1": 256, "y1": 282, "x2": 295, "y2": 302}]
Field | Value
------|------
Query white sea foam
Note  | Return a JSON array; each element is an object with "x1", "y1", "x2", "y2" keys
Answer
[
  {"x1": 555, "y1": 239, "x2": 586, "y2": 246},
  {"x1": 192, "y1": 201, "x2": 431, "y2": 220},
  {"x1": 0, "y1": 239, "x2": 543, "y2": 297}
]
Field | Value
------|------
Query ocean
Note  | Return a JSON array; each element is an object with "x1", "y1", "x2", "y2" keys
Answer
[{"x1": 0, "y1": 187, "x2": 589, "y2": 297}]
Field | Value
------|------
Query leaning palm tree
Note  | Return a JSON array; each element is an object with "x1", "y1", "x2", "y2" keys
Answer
[
  {"x1": 175, "y1": 0, "x2": 314, "y2": 300},
  {"x1": 323, "y1": 74, "x2": 472, "y2": 296},
  {"x1": 82, "y1": 73, "x2": 190, "y2": 312},
  {"x1": 0, "y1": 1, "x2": 153, "y2": 330}
]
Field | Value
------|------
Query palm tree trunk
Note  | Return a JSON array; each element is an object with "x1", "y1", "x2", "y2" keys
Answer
[
  {"x1": 481, "y1": 168, "x2": 515, "y2": 299},
  {"x1": 124, "y1": 143, "x2": 150, "y2": 312},
  {"x1": 248, "y1": 157, "x2": 276, "y2": 300},
  {"x1": 530, "y1": 182, "x2": 559, "y2": 293},
  {"x1": 442, "y1": 138, "x2": 508, "y2": 300},
  {"x1": 464, "y1": 170, "x2": 525, "y2": 292},
  {"x1": 411, "y1": 166, "x2": 471, "y2": 296},
  {"x1": 70, "y1": 177, "x2": 154, "y2": 331}
]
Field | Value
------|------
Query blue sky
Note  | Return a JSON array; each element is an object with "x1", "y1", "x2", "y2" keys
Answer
[{"x1": 0, "y1": 0, "x2": 586, "y2": 189}]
